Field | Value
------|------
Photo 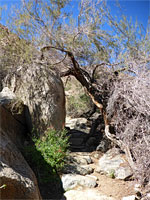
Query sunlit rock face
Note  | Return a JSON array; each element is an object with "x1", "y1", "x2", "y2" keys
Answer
[
  {"x1": 3, "y1": 63, "x2": 66, "y2": 135},
  {"x1": 0, "y1": 129, "x2": 42, "y2": 200}
]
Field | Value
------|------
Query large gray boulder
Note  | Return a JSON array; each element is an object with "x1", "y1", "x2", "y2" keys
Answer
[
  {"x1": 0, "y1": 89, "x2": 41, "y2": 199},
  {"x1": 3, "y1": 63, "x2": 66, "y2": 135},
  {"x1": 0, "y1": 129, "x2": 41, "y2": 199},
  {"x1": 0, "y1": 87, "x2": 28, "y2": 148}
]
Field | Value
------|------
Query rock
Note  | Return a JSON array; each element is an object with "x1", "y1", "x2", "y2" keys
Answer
[
  {"x1": 72, "y1": 155, "x2": 93, "y2": 165},
  {"x1": 98, "y1": 148, "x2": 133, "y2": 180},
  {"x1": 64, "y1": 153, "x2": 94, "y2": 175},
  {"x1": 66, "y1": 117, "x2": 90, "y2": 133},
  {"x1": 66, "y1": 117, "x2": 87, "y2": 128},
  {"x1": 92, "y1": 153, "x2": 101, "y2": 159},
  {"x1": 122, "y1": 195, "x2": 137, "y2": 200},
  {"x1": 63, "y1": 164, "x2": 94, "y2": 175},
  {"x1": 62, "y1": 189, "x2": 116, "y2": 200},
  {"x1": 86, "y1": 175, "x2": 98, "y2": 181},
  {"x1": 81, "y1": 166, "x2": 94, "y2": 174},
  {"x1": 0, "y1": 88, "x2": 41, "y2": 199},
  {"x1": 83, "y1": 156, "x2": 93, "y2": 164},
  {"x1": 96, "y1": 140, "x2": 110, "y2": 153},
  {"x1": 0, "y1": 130, "x2": 41, "y2": 199},
  {"x1": 61, "y1": 174, "x2": 97, "y2": 191},
  {"x1": 95, "y1": 167, "x2": 104, "y2": 174},
  {"x1": 3, "y1": 63, "x2": 66, "y2": 135},
  {"x1": 115, "y1": 167, "x2": 133, "y2": 180},
  {"x1": 78, "y1": 157, "x2": 88, "y2": 165},
  {"x1": 0, "y1": 89, "x2": 28, "y2": 148},
  {"x1": 0, "y1": 87, "x2": 16, "y2": 102},
  {"x1": 134, "y1": 184, "x2": 142, "y2": 192},
  {"x1": 144, "y1": 193, "x2": 150, "y2": 199}
]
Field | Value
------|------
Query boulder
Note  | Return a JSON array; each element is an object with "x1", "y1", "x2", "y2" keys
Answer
[
  {"x1": 70, "y1": 155, "x2": 93, "y2": 165},
  {"x1": 3, "y1": 63, "x2": 66, "y2": 135},
  {"x1": 61, "y1": 174, "x2": 97, "y2": 191},
  {"x1": 0, "y1": 130, "x2": 41, "y2": 199},
  {"x1": 63, "y1": 153, "x2": 94, "y2": 175},
  {"x1": 0, "y1": 87, "x2": 28, "y2": 148},
  {"x1": 0, "y1": 88, "x2": 41, "y2": 199},
  {"x1": 66, "y1": 117, "x2": 90, "y2": 133},
  {"x1": 98, "y1": 148, "x2": 133, "y2": 180},
  {"x1": 63, "y1": 164, "x2": 94, "y2": 176}
]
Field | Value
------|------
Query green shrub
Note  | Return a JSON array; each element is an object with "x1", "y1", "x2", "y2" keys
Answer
[
  {"x1": 33, "y1": 128, "x2": 70, "y2": 172},
  {"x1": 67, "y1": 93, "x2": 92, "y2": 117},
  {"x1": 108, "y1": 169, "x2": 115, "y2": 179}
]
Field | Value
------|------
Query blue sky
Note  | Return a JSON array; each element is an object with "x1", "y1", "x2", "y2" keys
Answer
[
  {"x1": 108, "y1": 0, "x2": 149, "y2": 30},
  {"x1": 0, "y1": 0, "x2": 149, "y2": 30}
]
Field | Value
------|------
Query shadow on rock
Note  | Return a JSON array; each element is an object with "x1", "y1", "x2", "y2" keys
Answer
[{"x1": 23, "y1": 143, "x2": 65, "y2": 200}]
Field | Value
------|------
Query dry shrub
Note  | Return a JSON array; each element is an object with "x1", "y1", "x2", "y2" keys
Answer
[{"x1": 107, "y1": 61, "x2": 150, "y2": 186}]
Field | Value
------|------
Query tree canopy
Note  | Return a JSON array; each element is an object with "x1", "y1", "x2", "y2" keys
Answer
[{"x1": 4, "y1": 0, "x2": 149, "y2": 68}]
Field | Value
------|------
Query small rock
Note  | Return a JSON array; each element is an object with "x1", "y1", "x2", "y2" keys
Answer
[
  {"x1": 86, "y1": 175, "x2": 98, "y2": 181},
  {"x1": 96, "y1": 140, "x2": 110, "y2": 153},
  {"x1": 122, "y1": 195, "x2": 137, "y2": 200},
  {"x1": 0, "y1": 87, "x2": 16, "y2": 102},
  {"x1": 73, "y1": 156, "x2": 88, "y2": 165},
  {"x1": 63, "y1": 189, "x2": 116, "y2": 200},
  {"x1": 61, "y1": 174, "x2": 97, "y2": 191},
  {"x1": 146, "y1": 193, "x2": 150, "y2": 198},
  {"x1": 81, "y1": 166, "x2": 94, "y2": 174},
  {"x1": 66, "y1": 117, "x2": 87, "y2": 130},
  {"x1": 95, "y1": 167, "x2": 105, "y2": 174},
  {"x1": 80, "y1": 158, "x2": 88, "y2": 165},
  {"x1": 115, "y1": 167, "x2": 133, "y2": 180},
  {"x1": 83, "y1": 155, "x2": 93, "y2": 164},
  {"x1": 62, "y1": 164, "x2": 93, "y2": 175},
  {"x1": 93, "y1": 153, "x2": 100, "y2": 159},
  {"x1": 134, "y1": 184, "x2": 142, "y2": 192},
  {"x1": 68, "y1": 155, "x2": 92, "y2": 165}
]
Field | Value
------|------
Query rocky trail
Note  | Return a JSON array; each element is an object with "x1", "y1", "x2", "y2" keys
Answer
[
  {"x1": 61, "y1": 151, "x2": 136, "y2": 200},
  {"x1": 60, "y1": 117, "x2": 139, "y2": 200},
  {"x1": 0, "y1": 87, "x2": 148, "y2": 200}
]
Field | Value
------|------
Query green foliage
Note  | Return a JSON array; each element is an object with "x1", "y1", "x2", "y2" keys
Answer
[
  {"x1": 108, "y1": 169, "x2": 115, "y2": 179},
  {"x1": 24, "y1": 144, "x2": 55, "y2": 183},
  {"x1": 0, "y1": 184, "x2": 7, "y2": 189},
  {"x1": 67, "y1": 93, "x2": 91, "y2": 117},
  {"x1": 33, "y1": 128, "x2": 69, "y2": 172},
  {"x1": 65, "y1": 76, "x2": 92, "y2": 117},
  {"x1": 0, "y1": 24, "x2": 33, "y2": 71},
  {"x1": 24, "y1": 129, "x2": 69, "y2": 183}
]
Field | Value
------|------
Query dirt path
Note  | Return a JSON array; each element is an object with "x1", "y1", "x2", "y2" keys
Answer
[
  {"x1": 89, "y1": 151, "x2": 135, "y2": 199},
  {"x1": 91, "y1": 173, "x2": 135, "y2": 199}
]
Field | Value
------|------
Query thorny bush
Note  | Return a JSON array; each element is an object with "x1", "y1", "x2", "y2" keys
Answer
[{"x1": 107, "y1": 61, "x2": 150, "y2": 186}]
